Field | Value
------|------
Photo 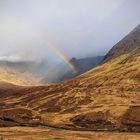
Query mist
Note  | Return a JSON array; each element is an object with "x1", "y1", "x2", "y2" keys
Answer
[{"x1": 0, "y1": 0, "x2": 140, "y2": 66}]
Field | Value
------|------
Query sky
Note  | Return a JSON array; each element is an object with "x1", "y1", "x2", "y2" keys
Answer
[{"x1": 0, "y1": 0, "x2": 140, "y2": 64}]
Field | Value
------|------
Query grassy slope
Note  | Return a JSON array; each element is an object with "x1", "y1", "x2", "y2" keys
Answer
[
  {"x1": 0, "y1": 127, "x2": 140, "y2": 140},
  {"x1": 0, "y1": 49, "x2": 140, "y2": 131}
]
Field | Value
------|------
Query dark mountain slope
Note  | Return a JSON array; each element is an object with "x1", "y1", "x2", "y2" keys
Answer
[
  {"x1": 103, "y1": 24, "x2": 140, "y2": 62},
  {"x1": 41, "y1": 56, "x2": 104, "y2": 83},
  {"x1": 59, "y1": 56, "x2": 104, "y2": 82}
]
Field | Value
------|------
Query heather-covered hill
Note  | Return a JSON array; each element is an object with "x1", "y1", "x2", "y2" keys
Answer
[{"x1": 0, "y1": 48, "x2": 140, "y2": 132}]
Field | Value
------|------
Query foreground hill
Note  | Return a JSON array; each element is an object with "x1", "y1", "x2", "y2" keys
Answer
[
  {"x1": 0, "y1": 47, "x2": 140, "y2": 132},
  {"x1": 1, "y1": 127, "x2": 140, "y2": 140}
]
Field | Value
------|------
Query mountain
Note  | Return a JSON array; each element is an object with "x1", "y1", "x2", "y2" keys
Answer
[
  {"x1": 0, "y1": 61, "x2": 46, "y2": 85},
  {"x1": 41, "y1": 56, "x2": 104, "y2": 83},
  {"x1": 0, "y1": 56, "x2": 104, "y2": 85},
  {"x1": 0, "y1": 47, "x2": 140, "y2": 131},
  {"x1": 0, "y1": 25, "x2": 140, "y2": 132},
  {"x1": 103, "y1": 24, "x2": 140, "y2": 62}
]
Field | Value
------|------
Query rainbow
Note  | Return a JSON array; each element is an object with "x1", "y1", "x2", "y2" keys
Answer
[
  {"x1": 47, "y1": 43, "x2": 78, "y2": 73},
  {"x1": 1, "y1": 17, "x2": 78, "y2": 73}
]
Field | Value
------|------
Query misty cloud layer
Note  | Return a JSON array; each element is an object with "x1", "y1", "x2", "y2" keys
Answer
[{"x1": 0, "y1": 0, "x2": 140, "y2": 65}]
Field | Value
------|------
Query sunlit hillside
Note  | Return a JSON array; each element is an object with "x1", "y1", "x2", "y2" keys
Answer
[
  {"x1": 0, "y1": 47, "x2": 140, "y2": 132},
  {"x1": 0, "y1": 66, "x2": 41, "y2": 85}
]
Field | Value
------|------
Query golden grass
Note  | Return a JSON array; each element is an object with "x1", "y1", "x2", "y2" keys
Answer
[
  {"x1": 0, "y1": 127, "x2": 140, "y2": 140},
  {"x1": 0, "y1": 50, "x2": 140, "y2": 131}
]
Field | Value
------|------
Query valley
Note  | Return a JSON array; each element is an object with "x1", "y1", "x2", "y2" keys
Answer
[
  {"x1": 0, "y1": 47, "x2": 140, "y2": 132},
  {"x1": 0, "y1": 24, "x2": 140, "y2": 139}
]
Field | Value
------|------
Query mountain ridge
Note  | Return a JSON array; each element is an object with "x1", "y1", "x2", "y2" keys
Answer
[
  {"x1": 103, "y1": 24, "x2": 140, "y2": 62},
  {"x1": 41, "y1": 56, "x2": 104, "y2": 83}
]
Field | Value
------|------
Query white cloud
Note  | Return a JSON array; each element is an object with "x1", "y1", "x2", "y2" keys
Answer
[{"x1": 0, "y1": 0, "x2": 139, "y2": 63}]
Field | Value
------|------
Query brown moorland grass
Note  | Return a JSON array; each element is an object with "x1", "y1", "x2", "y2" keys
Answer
[
  {"x1": 0, "y1": 127, "x2": 140, "y2": 140},
  {"x1": 0, "y1": 49, "x2": 140, "y2": 132}
]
